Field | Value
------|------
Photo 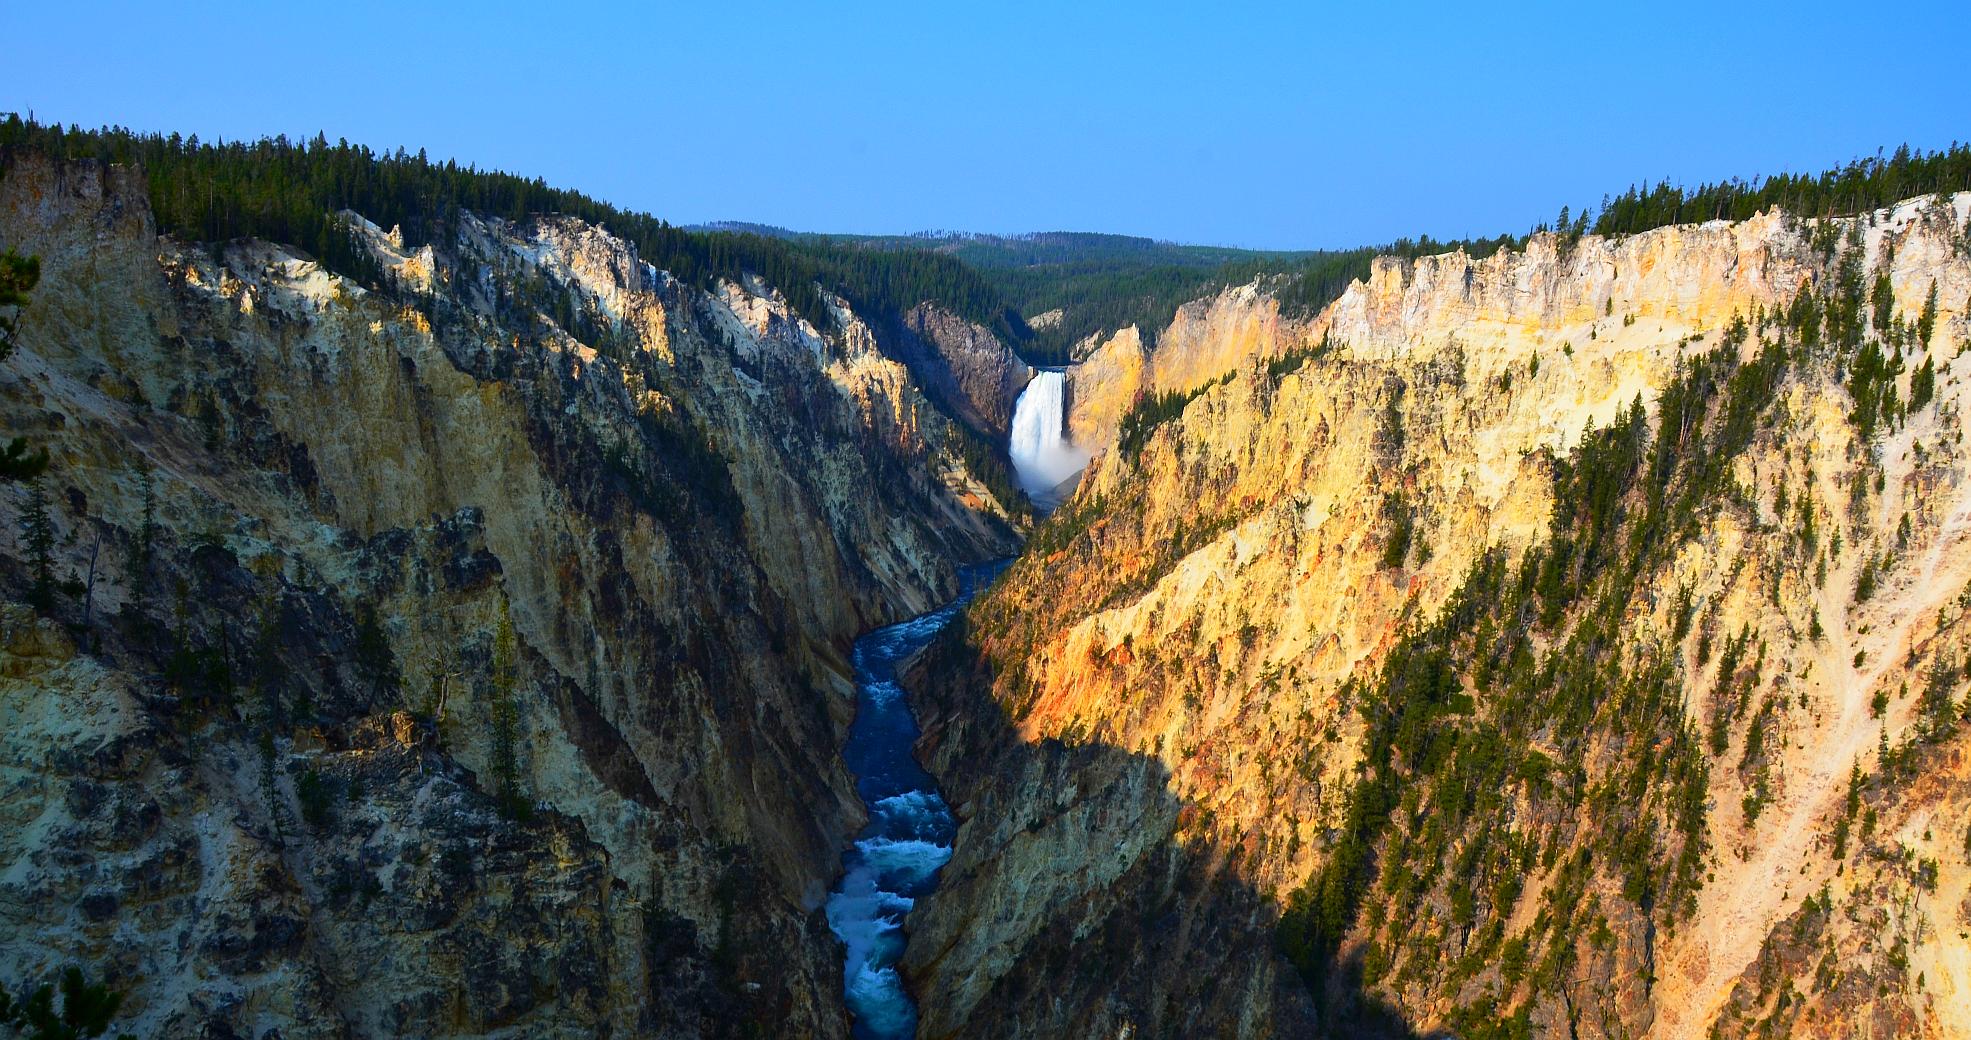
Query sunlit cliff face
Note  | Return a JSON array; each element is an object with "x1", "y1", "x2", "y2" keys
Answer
[{"x1": 907, "y1": 194, "x2": 1971, "y2": 1040}]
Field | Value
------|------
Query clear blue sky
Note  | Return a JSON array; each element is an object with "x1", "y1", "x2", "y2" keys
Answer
[{"x1": 7, "y1": 1, "x2": 1963, "y2": 249}]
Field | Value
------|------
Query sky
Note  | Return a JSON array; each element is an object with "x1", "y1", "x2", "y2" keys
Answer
[{"x1": 6, "y1": 1, "x2": 1964, "y2": 250}]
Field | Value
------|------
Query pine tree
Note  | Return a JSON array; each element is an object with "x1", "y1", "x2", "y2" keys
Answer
[
  {"x1": 0, "y1": 250, "x2": 48, "y2": 484},
  {"x1": 0, "y1": 965, "x2": 134, "y2": 1040},
  {"x1": 0, "y1": 439, "x2": 47, "y2": 483},
  {"x1": 127, "y1": 467, "x2": 157, "y2": 603},
  {"x1": 1920, "y1": 656, "x2": 1961, "y2": 741},
  {"x1": 20, "y1": 478, "x2": 57, "y2": 613},
  {"x1": 1910, "y1": 356, "x2": 1937, "y2": 411},
  {"x1": 488, "y1": 599, "x2": 527, "y2": 819},
  {"x1": 352, "y1": 606, "x2": 398, "y2": 700},
  {"x1": 1871, "y1": 269, "x2": 1896, "y2": 332},
  {"x1": 1917, "y1": 279, "x2": 1939, "y2": 345},
  {"x1": 0, "y1": 248, "x2": 40, "y2": 363}
]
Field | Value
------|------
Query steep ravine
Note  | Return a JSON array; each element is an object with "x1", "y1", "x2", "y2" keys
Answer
[
  {"x1": 0, "y1": 153, "x2": 1022, "y2": 1038},
  {"x1": 825, "y1": 562, "x2": 1005, "y2": 1039},
  {"x1": 908, "y1": 194, "x2": 1971, "y2": 1038},
  {"x1": 11, "y1": 142, "x2": 1971, "y2": 1040}
]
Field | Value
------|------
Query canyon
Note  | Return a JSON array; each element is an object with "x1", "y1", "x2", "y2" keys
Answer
[{"x1": 4, "y1": 132, "x2": 1971, "y2": 1040}]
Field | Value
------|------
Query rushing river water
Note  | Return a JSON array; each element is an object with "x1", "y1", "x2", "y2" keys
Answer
[{"x1": 826, "y1": 562, "x2": 1004, "y2": 1039}]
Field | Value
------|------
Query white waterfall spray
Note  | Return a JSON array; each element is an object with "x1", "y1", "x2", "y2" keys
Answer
[{"x1": 1008, "y1": 370, "x2": 1088, "y2": 510}]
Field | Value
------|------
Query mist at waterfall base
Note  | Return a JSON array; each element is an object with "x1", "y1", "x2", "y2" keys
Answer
[
  {"x1": 826, "y1": 563, "x2": 1006, "y2": 1039},
  {"x1": 1008, "y1": 370, "x2": 1089, "y2": 511}
]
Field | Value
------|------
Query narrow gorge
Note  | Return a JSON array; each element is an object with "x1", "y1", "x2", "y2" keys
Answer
[
  {"x1": 4, "y1": 112, "x2": 1971, "y2": 1040},
  {"x1": 826, "y1": 563, "x2": 1002, "y2": 1039}
]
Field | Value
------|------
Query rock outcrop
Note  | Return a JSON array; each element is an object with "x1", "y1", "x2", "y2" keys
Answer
[
  {"x1": 1064, "y1": 281, "x2": 1288, "y2": 449},
  {"x1": 898, "y1": 303, "x2": 1031, "y2": 440},
  {"x1": 0, "y1": 154, "x2": 1018, "y2": 1037}
]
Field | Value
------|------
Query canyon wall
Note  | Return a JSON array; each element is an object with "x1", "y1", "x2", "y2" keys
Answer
[
  {"x1": 911, "y1": 196, "x2": 1971, "y2": 1038},
  {"x1": 0, "y1": 154, "x2": 1018, "y2": 1038},
  {"x1": 898, "y1": 302, "x2": 1032, "y2": 440},
  {"x1": 1064, "y1": 282, "x2": 1290, "y2": 450}
]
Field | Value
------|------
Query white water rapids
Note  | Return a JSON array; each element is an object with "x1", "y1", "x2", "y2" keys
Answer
[
  {"x1": 1007, "y1": 369, "x2": 1088, "y2": 511},
  {"x1": 826, "y1": 564, "x2": 1004, "y2": 1038}
]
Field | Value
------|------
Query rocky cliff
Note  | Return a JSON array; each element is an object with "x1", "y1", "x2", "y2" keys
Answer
[
  {"x1": 0, "y1": 154, "x2": 1019, "y2": 1038},
  {"x1": 909, "y1": 195, "x2": 1971, "y2": 1038},
  {"x1": 898, "y1": 303, "x2": 1032, "y2": 441},
  {"x1": 1065, "y1": 281, "x2": 1289, "y2": 449}
]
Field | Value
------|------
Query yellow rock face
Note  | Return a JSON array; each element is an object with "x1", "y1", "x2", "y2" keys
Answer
[
  {"x1": 1066, "y1": 282, "x2": 1288, "y2": 450},
  {"x1": 912, "y1": 193, "x2": 1971, "y2": 1039}
]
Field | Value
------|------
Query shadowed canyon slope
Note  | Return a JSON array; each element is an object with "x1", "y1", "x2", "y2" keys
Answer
[{"x1": 908, "y1": 195, "x2": 1971, "y2": 1038}]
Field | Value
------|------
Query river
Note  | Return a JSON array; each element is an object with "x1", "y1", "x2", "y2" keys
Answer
[{"x1": 825, "y1": 561, "x2": 1005, "y2": 1038}]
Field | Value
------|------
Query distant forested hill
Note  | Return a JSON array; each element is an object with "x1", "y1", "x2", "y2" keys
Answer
[
  {"x1": 724, "y1": 226, "x2": 1521, "y2": 361},
  {"x1": 680, "y1": 226, "x2": 1311, "y2": 361},
  {"x1": 699, "y1": 144, "x2": 1971, "y2": 362},
  {"x1": 20, "y1": 114, "x2": 1966, "y2": 369}
]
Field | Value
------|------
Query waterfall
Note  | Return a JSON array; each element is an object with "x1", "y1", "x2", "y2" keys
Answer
[{"x1": 1008, "y1": 370, "x2": 1088, "y2": 510}]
